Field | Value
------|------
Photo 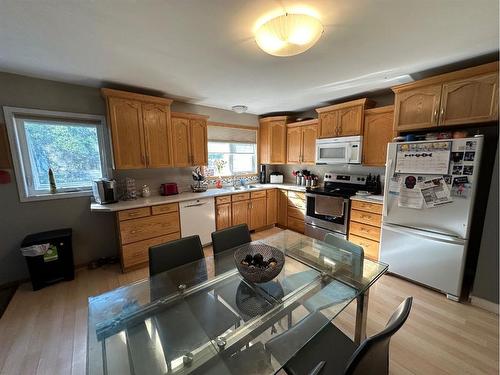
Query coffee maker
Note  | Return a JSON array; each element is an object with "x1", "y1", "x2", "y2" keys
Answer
[{"x1": 259, "y1": 165, "x2": 267, "y2": 184}]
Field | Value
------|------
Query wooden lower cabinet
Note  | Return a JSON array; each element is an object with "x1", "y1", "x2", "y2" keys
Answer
[
  {"x1": 287, "y1": 191, "x2": 306, "y2": 234},
  {"x1": 277, "y1": 190, "x2": 288, "y2": 227},
  {"x1": 348, "y1": 200, "x2": 382, "y2": 260},
  {"x1": 215, "y1": 203, "x2": 232, "y2": 230},
  {"x1": 117, "y1": 204, "x2": 181, "y2": 271},
  {"x1": 250, "y1": 196, "x2": 267, "y2": 230},
  {"x1": 231, "y1": 200, "x2": 250, "y2": 226},
  {"x1": 266, "y1": 189, "x2": 278, "y2": 225}
]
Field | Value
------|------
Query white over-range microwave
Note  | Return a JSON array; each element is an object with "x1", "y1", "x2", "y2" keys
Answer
[{"x1": 315, "y1": 135, "x2": 363, "y2": 164}]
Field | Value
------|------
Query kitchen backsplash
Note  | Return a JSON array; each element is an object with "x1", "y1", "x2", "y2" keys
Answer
[{"x1": 267, "y1": 164, "x2": 386, "y2": 185}]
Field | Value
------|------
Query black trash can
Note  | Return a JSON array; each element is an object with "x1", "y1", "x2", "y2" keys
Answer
[{"x1": 21, "y1": 228, "x2": 74, "y2": 291}]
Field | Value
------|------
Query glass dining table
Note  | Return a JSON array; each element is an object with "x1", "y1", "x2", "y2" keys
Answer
[{"x1": 87, "y1": 230, "x2": 387, "y2": 375}]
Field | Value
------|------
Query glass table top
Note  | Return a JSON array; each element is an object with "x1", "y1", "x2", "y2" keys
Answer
[{"x1": 87, "y1": 230, "x2": 387, "y2": 375}]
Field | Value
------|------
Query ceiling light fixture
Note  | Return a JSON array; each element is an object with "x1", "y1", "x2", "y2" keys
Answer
[
  {"x1": 231, "y1": 105, "x2": 248, "y2": 114},
  {"x1": 255, "y1": 13, "x2": 323, "y2": 57}
]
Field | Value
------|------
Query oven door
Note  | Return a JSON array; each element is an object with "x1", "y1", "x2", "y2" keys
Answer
[
  {"x1": 315, "y1": 141, "x2": 349, "y2": 164},
  {"x1": 305, "y1": 193, "x2": 350, "y2": 234}
]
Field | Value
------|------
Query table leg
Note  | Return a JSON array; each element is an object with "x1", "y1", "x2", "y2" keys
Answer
[{"x1": 354, "y1": 290, "x2": 369, "y2": 345}]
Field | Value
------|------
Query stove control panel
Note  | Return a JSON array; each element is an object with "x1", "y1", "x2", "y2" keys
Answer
[{"x1": 323, "y1": 173, "x2": 367, "y2": 184}]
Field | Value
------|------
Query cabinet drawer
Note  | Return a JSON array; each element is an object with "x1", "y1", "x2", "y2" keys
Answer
[
  {"x1": 216, "y1": 195, "x2": 232, "y2": 205},
  {"x1": 287, "y1": 216, "x2": 305, "y2": 234},
  {"x1": 118, "y1": 207, "x2": 151, "y2": 221},
  {"x1": 288, "y1": 191, "x2": 305, "y2": 201},
  {"x1": 250, "y1": 190, "x2": 266, "y2": 199},
  {"x1": 122, "y1": 233, "x2": 180, "y2": 269},
  {"x1": 266, "y1": 188, "x2": 277, "y2": 197},
  {"x1": 287, "y1": 206, "x2": 305, "y2": 220},
  {"x1": 151, "y1": 203, "x2": 178, "y2": 215},
  {"x1": 348, "y1": 234, "x2": 380, "y2": 260},
  {"x1": 288, "y1": 197, "x2": 306, "y2": 210},
  {"x1": 349, "y1": 222, "x2": 381, "y2": 242},
  {"x1": 120, "y1": 212, "x2": 180, "y2": 244},
  {"x1": 350, "y1": 209, "x2": 381, "y2": 227},
  {"x1": 232, "y1": 192, "x2": 250, "y2": 202},
  {"x1": 351, "y1": 200, "x2": 383, "y2": 215}
]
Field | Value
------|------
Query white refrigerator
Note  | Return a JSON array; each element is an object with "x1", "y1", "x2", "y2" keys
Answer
[{"x1": 380, "y1": 136, "x2": 483, "y2": 300}]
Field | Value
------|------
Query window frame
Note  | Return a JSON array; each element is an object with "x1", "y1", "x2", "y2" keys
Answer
[
  {"x1": 207, "y1": 141, "x2": 258, "y2": 177},
  {"x1": 3, "y1": 106, "x2": 110, "y2": 202}
]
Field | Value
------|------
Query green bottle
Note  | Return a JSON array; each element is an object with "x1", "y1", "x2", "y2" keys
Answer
[{"x1": 48, "y1": 168, "x2": 57, "y2": 194}]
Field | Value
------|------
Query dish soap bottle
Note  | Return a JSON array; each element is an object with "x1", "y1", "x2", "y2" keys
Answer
[{"x1": 48, "y1": 168, "x2": 57, "y2": 194}]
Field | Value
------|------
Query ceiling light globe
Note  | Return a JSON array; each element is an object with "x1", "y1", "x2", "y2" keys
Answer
[{"x1": 255, "y1": 13, "x2": 323, "y2": 57}]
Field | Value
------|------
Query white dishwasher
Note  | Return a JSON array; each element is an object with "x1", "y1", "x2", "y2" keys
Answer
[{"x1": 179, "y1": 197, "x2": 216, "y2": 246}]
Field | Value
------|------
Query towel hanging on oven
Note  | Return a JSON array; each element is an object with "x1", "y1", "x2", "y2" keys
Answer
[{"x1": 314, "y1": 195, "x2": 344, "y2": 217}]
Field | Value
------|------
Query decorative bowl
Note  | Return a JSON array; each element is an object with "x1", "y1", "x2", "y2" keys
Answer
[{"x1": 234, "y1": 243, "x2": 285, "y2": 284}]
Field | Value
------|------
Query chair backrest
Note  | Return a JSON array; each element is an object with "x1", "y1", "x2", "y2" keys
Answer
[
  {"x1": 149, "y1": 235, "x2": 204, "y2": 276},
  {"x1": 344, "y1": 297, "x2": 413, "y2": 375},
  {"x1": 324, "y1": 233, "x2": 364, "y2": 257},
  {"x1": 211, "y1": 224, "x2": 252, "y2": 254}
]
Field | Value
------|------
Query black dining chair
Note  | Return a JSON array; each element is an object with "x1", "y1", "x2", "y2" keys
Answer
[
  {"x1": 266, "y1": 297, "x2": 413, "y2": 375},
  {"x1": 211, "y1": 223, "x2": 252, "y2": 254},
  {"x1": 149, "y1": 235, "x2": 205, "y2": 276}
]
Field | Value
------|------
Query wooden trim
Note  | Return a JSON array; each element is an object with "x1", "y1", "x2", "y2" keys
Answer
[
  {"x1": 171, "y1": 111, "x2": 210, "y2": 120},
  {"x1": 470, "y1": 296, "x2": 500, "y2": 314},
  {"x1": 259, "y1": 116, "x2": 290, "y2": 123},
  {"x1": 207, "y1": 121, "x2": 258, "y2": 131},
  {"x1": 364, "y1": 105, "x2": 395, "y2": 115},
  {"x1": 101, "y1": 88, "x2": 173, "y2": 105},
  {"x1": 391, "y1": 61, "x2": 499, "y2": 93},
  {"x1": 315, "y1": 98, "x2": 375, "y2": 113},
  {"x1": 287, "y1": 119, "x2": 318, "y2": 128}
]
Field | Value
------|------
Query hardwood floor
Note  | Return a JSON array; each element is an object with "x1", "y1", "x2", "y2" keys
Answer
[{"x1": 0, "y1": 227, "x2": 497, "y2": 375}]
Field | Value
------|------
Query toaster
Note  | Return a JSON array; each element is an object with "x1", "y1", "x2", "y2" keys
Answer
[
  {"x1": 92, "y1": 179, "x2": 118, "y2": 204},
  {"x1": 269, "y1": 172, "x2": 284, "y2": 184},
  {"x1": 160, "y1": 182, "x2": 179, "y2": 196}
]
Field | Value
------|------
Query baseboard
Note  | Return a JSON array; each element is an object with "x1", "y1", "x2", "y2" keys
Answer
[{"x1": 470, "y1": 296, "x2": 499, "y2": 314}]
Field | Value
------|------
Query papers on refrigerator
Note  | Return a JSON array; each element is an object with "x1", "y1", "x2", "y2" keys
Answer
[
  {"x1": 420, "y1": 177, "x2": 453, "y2": 207},
  {"x1": 395, "y1": 141, "x2": 451, "y2": 175},
  {"x1": 398, "y1": 186, "x2": 424, "y2": 209}
]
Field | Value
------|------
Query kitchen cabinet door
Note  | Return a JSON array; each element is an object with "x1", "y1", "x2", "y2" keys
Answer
[
  {"x1": 363, "y1": 106, "x2": 394, "y2": 167},
  {"x1": 108, "y1": 97, "x2": 146, "y2": 169},
  {"x1": 439, "y1": 72, "x2": 499, "y2": 126},
  {"x1": 318, "y1": 111, "x2": 338, "y2": 138},
  {"x1": 142, "y1": 103, "x2": 173, "y2": 168},
  {"x1": 266, "y1": 189, "x2": 278, "y2": 225},
  {"x1": 394, "y1": 84, "x2": 442, "y2": 131},
  {"x1": 277, "y1": 189, "x2": 288, "y2": 227},
  {"x1": 337, "y1": 105, "x2": 363, "y2": 136},
  {"x1": 286, "y1": 126, "x2": 302, "y2": 164},
  {"x1": 269, "y1": 122, "x2": 287, "y2": 164},
  {"x1": 171, "y1": 117, "x2": 191, "y2": 167},
  {"x1": 250, "y1": 197, "x2": 267, "y2": 230},
  {"x1": 301, "y1": 124, "x2": 317, "y2": 164},
  {"x1": 190, "y1": 119, "x2": 208, "y2": 165},
  {"x1": 216, "y1": 203, "x2": 232, "y2": 230},
  {"x1": 232, "y1": 200, "x2": 250, "y2": 227}
]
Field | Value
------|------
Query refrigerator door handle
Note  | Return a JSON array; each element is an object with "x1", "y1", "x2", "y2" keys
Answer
[
  {"x1": 382, "y1": 158, "x2": 393, "y2": 218},
  {"x1": 382, "y1": 223, "x2": 466, "y2": 245}
]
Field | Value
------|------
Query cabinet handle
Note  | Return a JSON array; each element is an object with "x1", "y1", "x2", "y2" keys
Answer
[
  {"x1": 361, "y1": 214, "x2": 371, "y2": 219},
  {"x1": 130, "y1": 230, "x2": 138, "y2": 234},
  {"x1": 433, "y1": 109, "x2": 438, "y2": 122},
  {"x1": 360, "y1": 227, "x2": 370, "y2": 232},
  {"x1": 440, "y1": 107, "x2": 445, "y2": 121}
]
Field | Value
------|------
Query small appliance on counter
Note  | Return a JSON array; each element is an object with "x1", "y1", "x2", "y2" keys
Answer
[
  {"x1": 92, "y1": 179, "x2": 118, "y2": 204},
  {"x1": 259, "y1": 165, "x2": 267, "y2": 184},
  {"x1": 269, "y1": 172, "x2": 283, "y2": 184},
  {"x1": 160, "y1": 182, "x2": 179, "y2": 196}
]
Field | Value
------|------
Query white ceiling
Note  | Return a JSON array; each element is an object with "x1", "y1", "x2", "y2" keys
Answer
[{"x1": 0, "y1": 0, "x2": 498, "y2": 115}]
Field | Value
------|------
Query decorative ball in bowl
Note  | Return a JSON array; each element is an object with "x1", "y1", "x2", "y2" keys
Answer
[{"x1": 234, "y1": 244, "x2": 285, "y2": 284}]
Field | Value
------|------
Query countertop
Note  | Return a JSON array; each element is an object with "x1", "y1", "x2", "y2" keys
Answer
[
  {"x1": 90, "y1": 183, "x2": 307, "y2": 212},
  {"x1": 350, "y1": 194, "x2": 384, "y2": 204}
]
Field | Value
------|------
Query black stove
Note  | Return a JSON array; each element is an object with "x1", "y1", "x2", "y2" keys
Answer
[{"x1": 306, "y1": 173, "x2": 380, "y2": 197}]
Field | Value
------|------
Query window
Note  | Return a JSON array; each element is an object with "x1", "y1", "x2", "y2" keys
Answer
[
  {"x1": 206, "y1": 124, "x2": 258, "y2": 177},
  {"x1": 206, "y1": 142, "x2": 257, "y2": 176},
  {"x1": 4, "y1": 107, "x2": 108, "y2": 201}
]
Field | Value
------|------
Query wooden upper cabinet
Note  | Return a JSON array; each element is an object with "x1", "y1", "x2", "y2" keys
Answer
[
  {"x1": 190, "y1": 119, "x2": 208, "y2": 165},
  {"x1": 393, "y1": 84, "x2": 442, "y2": 131},
  {"x1": 316, "y1": 99, "x2": 374, "y2": 138},
  {"x1": 171, "y1": 112, "x2": 209, "y2": 167},
  {"x1": 259, "y1": 116, "x2": 288, "y2": 164},
  {"x1": 392, "y1": 61, "x2": 499, "y2": 131},
  {"x1": 363, "y1": 106, "x2": 394, "y2": 167},
  {"x1": 107, "y1": 97, "x2": 146, "y2": 169},
  {"x1": 171, "y1": 117, "x2": 191, "y2": 167},
  {"x1": 102, "y1": 88, "x2": 173, "y2": 170},
  {"x1": 142, "y1": 103, "x2": 172, "y2": 168},
  {"x1": 286, "y1": 126, "x2": 302, "y2": 164},
  {"x1": 440, "y1": 72, "x2": 498, "y2": 126},
  {"x1": 286, "y1": 119, "x2": 317, "y2": 165}
]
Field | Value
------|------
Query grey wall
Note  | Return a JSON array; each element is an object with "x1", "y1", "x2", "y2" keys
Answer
[
  {"x1": 0, "y1": 72, "x2": 258, "y2": 285},
  {"x1": 472, "y1": 148, "x2": 499, "y2": 304}
]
